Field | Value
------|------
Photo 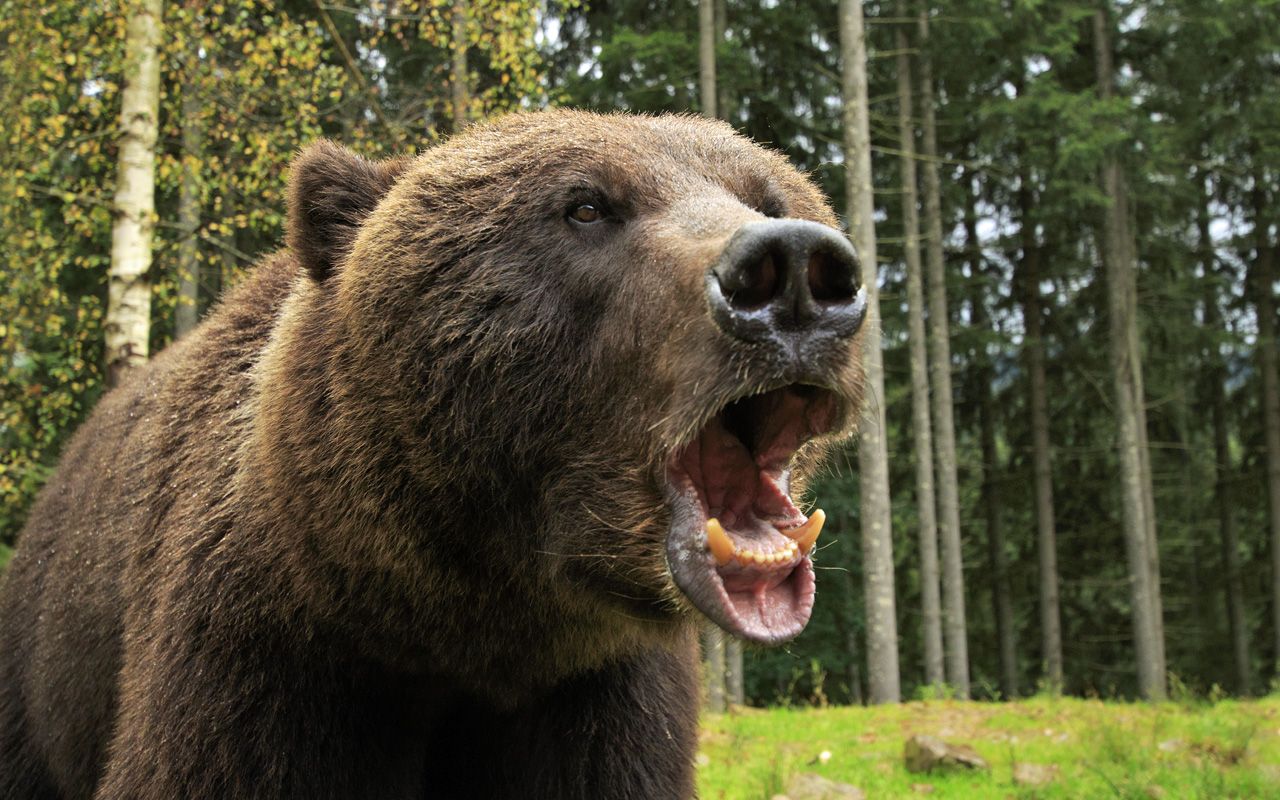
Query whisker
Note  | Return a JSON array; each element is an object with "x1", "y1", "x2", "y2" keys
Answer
[
  {"x1": 581, "y1": 504, "x2": 647, "y2": 535},
  {"x1": 606, "y1": 590, "x2": 653, "y2": 603},
  {"x1": 533, "y1": 549, "x2": 626, "y2": 560}
]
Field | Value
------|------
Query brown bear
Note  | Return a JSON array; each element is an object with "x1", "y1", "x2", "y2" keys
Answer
[{"x1": 0, "y1": 110, "x2": 866, "y2": 799}]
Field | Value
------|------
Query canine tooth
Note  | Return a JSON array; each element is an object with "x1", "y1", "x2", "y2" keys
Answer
[
  {"x1": 706, "y1": 518, "x2": 735, "y2": 566},
  {"x1": 789, "y1": 508, "x2": 826, "y2": 555}
]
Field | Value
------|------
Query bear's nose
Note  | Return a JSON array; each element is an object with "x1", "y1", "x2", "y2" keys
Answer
[{"x1": 705, "y1": 219, "x2": 866, "y2": 345}]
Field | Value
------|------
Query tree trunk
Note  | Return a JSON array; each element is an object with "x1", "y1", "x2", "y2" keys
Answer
[
  {"x1": 917, "y1": 9, "x2": 969, "y2": 698},
  {"x1": 895, "y1": 13, "x2": 943, "y2": 690},
  {"x1": 1128, "y1": 189, "x2": 1166, "y2": 683},
  {"x1": 174, "y1": 79, "x2": 202, "y2": 339},
  {"x1": 699, "y1": 0, "x2": 716, "y2": 119},
  {"x1": 842, "y1": 573, "x2": 865, "y2": 705},
  {"x1": 1250, "y1": 182, "x2": 1280, "y2": 680},
  {"x1": 725, "y1": 641, "x2": 744, "y2": 706},
  {"x1": 1015, "y1": 157, "x2": 1064, "y2": 693},
  {"x1": 450, "y1": 2, "x2": 469, "y2": 134},
  {"x1": 698, "y1": 0, "x2": 742, "y2": 701},
  {"x1": 106, "y1": 0, "x2": 163, "y2": 387},
  {"x1": 841, "y1": 0, "x2": 900, "y2": 704},
  {"x1": 702, "y1": 626, "x2": 727, "y2": 712},
  {"x1": 966, "y1": 178, "x2": 1017, "y2": 699},
  {"x1": 1199, "y1": 176, "x2": 1250, "y2": 695},
  {"x1": 1093, "y1": 5, "x2": 1164, "y2": 700},
  {"x1": 1212, "y1": 369, "x2": 1250, "y2": 695},
  {"x1": 714, "y1": 0, "x2": 732, "y2": 123}
]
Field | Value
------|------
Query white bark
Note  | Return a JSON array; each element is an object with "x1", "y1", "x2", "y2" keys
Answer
[{"x1": 106, "y1": 0, "x2": 163, "y2": 386}]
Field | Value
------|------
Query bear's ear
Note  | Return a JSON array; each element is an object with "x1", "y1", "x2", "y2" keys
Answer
[{"x1": 287, "y1": 141, "x2": 412, "y2": 282}]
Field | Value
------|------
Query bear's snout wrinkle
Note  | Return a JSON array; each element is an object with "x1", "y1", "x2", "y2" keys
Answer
[{"x1": 705, "y1": 218, "x2": 866, "y2": 356}]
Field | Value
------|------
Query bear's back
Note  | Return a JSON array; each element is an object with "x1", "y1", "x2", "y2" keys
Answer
[{"x1": 0, "y1": 252, "x2": 300, "y2": 799}]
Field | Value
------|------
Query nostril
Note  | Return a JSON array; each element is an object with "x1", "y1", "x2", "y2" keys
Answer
[
  {"x1": 720, "y1": 250, "x2": 780, "y2": 310},
  {"x1": 807, "y1": 249, "x2": 858, "y2": 304},
  {"x1": 708, "y1": 220, "x2": 865, "y2": 344}
]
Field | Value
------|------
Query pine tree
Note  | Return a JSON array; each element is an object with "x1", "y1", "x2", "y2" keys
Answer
[
  {"x1": 842, "y1": 0, "x2": 900, "y2": 704},
  {"x1": 917, "y1": 7, "x2": 969, "y2": 698},
  {"x1": 895, "y1": 7, "x2": 944, "y2": 690}
]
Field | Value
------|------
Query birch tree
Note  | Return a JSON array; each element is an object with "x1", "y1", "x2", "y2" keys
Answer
[{"x1": 106, "y1": 0, "x2": 163, "y2": 386}]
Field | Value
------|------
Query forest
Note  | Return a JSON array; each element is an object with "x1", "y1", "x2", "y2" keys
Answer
[{"x1": 1, "y1": 0, "x2": 1278, "y2": 712}]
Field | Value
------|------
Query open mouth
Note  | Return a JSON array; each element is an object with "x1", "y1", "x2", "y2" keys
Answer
[{"x1": 664, "y1": 384, "x2": 840, "y2": 644}]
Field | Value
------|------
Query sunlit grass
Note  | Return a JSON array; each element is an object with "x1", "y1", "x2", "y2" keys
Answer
[{"x1": 698, "y1": 694, "x2": 1280, "y2": 799}]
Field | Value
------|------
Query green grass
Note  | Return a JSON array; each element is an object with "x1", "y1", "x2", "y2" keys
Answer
[{"x1": 697, "y1": 695, "x2": 1280, "y2": 799}]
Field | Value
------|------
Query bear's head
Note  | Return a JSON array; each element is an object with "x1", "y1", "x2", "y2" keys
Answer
[{"x1": 280, "y1": 111, "x2": 866, "y2": 648}]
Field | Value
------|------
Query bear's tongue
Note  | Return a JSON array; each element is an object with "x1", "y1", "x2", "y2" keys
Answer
[{"x1": 664, "y1": 386, "x2": 834, "y2": 644}]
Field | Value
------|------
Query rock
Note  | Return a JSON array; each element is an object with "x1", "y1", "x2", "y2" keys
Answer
[
  {"x1": 770, "y1": 795, "x2": 792, "y2": 800},
  {"x1": 904, "y1": 734, "x2": 990, "y2": 773},
  {"x1": 911, "y1": 783, "x2": 936, "y2": 794},
  {"x1": 1012, "y1": 762, "x2": 1059, "y2": 787},
  {"x1": 784, "y1": 772, "x2": 866, "y2": 800}
]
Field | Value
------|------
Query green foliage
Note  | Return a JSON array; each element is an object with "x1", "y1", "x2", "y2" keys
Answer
[{"x1": 0, "y1": 0, "x2": 551, "y2": 544}]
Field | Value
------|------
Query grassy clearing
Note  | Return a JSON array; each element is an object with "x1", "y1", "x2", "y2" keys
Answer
[{"x1": 697, "y1": 694, "x2": 1280, "y2": 799}]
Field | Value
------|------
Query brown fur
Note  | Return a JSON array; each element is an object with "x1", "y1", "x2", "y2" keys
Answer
[{"x1": 0, "y1": 110, "x2": 861, "y2": 799}]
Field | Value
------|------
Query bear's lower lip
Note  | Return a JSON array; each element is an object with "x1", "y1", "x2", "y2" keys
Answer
[{"x1": 663, "y1": 385, "x2": 836, "y2": 644}]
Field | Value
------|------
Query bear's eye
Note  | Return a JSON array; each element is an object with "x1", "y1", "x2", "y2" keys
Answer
[{"x1": 569, "y1": 203, "x2": 604, "y2": 225}]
